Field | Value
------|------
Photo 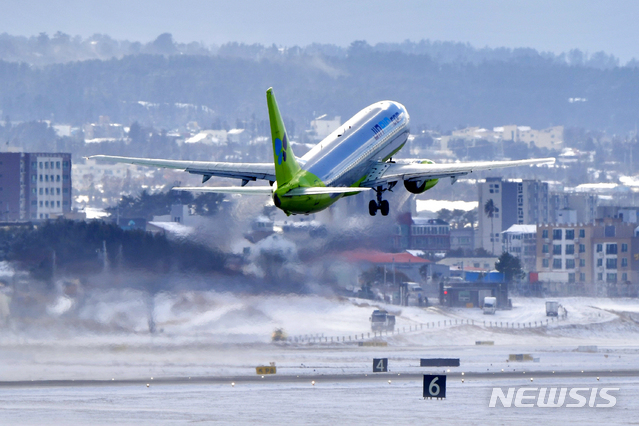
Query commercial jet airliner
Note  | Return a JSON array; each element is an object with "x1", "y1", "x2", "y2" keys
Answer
[{"x1": 91, "y1": 88, "x2": 555, "y2": 216}]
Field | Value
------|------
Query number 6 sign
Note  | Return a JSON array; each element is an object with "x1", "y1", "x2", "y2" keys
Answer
[{"x1": 423, "y1": 375, "x2": 446, "y2": 398}]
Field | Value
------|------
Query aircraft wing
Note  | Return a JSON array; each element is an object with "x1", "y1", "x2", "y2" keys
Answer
[
  {"x1": 89, "y1": 155, "x2": 276, "y2": 183},
  {"x1": 361, "y1": 157, "x2": 556, "y2": 187}
]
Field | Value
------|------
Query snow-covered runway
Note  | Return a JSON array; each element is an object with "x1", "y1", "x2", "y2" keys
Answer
[
  {"x1": 1, "y1": 375, "x2": 637, "y2": 425},
  {"x1": 1, "y1": 294, "x2": 638, "y2": 424}
]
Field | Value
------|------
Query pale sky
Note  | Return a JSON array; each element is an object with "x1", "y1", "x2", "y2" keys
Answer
[{"x1": 4, "y1": 0, "x2": 639, "y2": 62}]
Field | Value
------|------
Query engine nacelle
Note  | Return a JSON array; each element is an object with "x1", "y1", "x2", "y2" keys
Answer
[
  {"x1": 404, "y1": 178, "x2": 438, "y2": 194},
  {"x1": 403, "y1": 159, "x2": 439, "y2": 194}
]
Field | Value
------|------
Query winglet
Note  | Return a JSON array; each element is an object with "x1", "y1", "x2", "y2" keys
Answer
[{"x1": 267, "y1": 88, "x2": 301, "y2": 186}]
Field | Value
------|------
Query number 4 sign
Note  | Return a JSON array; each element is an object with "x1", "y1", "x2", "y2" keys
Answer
[
  {"x1": 423, "y1": 375, "x2": 446, "y2": 399},
  {"x1": 373, "y1": 358, "x2": 388, "y2": 372}
]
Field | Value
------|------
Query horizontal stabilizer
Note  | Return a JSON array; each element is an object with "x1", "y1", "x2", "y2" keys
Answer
[
  {"x1": 172, "y1": 186, "x2": 273, "y2": 195},
  {"x1": 89, "y1": 155, "x2": 276, "y2": 182},
  {"x1": 282, "y1": 187, "x2": 371, "y2": 197},
  {"x1": 172, "y1": 185, "x2": 370, "y2": 197}
]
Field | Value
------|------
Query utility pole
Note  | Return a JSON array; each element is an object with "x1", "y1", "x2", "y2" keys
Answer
[
  {"x1": 393, "y1": 258, "x2": 396, "y2": 286},
  {"x1": 51, "y1": 250, "x2": 56, "y2": 282},
  {"x1": 382, "y1": 264, "x2": 388, "y2": 302},
  {"x1": 102, "y1": 240, "x2": 109, "y2": 273}
]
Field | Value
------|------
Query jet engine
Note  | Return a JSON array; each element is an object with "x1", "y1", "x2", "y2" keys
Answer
[
  {"x1": 404, "y1": 178, "x2": 438, "y2": 194},
  {"x1": 403, "y1": 159, "x2": 439, "y2": 194}
]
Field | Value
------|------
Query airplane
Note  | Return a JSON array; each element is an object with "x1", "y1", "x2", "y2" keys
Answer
[{"x1": 91, "y1": 88, "x2": 555, "y2": 216}]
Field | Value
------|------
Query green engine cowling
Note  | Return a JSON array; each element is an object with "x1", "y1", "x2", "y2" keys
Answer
[{"x1": 403, "y1": 159, "x2": 439, "y2": 194}]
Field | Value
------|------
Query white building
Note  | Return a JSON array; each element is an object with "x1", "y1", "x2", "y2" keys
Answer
[
  {"x1": 501, "y1": 224, "x2": 537, "y2": 272},
  {"x1": 440, "y1": 124, "x2": 564, "y2": 152},
  {"x1": 72, "y1": 159, "x2": 134, "y2": 191},
  {"x1": 34, "y1": 155, "x2": 71, "y2": 219},
  {"x1": 309, "y1": 115, "x2": 341, "y2": 141},
  {"x1": 184, "y1": 130, "x2": 228, "y2": 145}
]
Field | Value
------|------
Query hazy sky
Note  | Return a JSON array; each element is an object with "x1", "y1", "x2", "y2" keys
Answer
[{"x1": 4, "y1": 0, "x2": 639, "y2": 62}]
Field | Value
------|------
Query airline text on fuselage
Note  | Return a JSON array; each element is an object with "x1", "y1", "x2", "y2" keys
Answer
[{"x1": 371, "y1": 112, "x2": 402, "y2": 140}]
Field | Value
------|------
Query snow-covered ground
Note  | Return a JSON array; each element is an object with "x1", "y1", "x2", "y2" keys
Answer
[
  {"x1": 1, "y1": 293, "x2": 638, "y2": 379},
  {"x1": 416, "y1": 199, "x2": 478, "y2": 214},
  {"x1": 24, "y1": 291, "x2": 639, "y2": 338},
  {"x1": 0, "y1": 375, "x2": 636, "y2": 425},
  {"x1": 1, "y1": 293, "x2": 638, "y2": 424}
]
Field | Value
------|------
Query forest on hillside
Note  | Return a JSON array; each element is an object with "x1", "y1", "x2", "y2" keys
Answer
[{"x1": 0, "y1": 34, "x2": 637, "y2": 132}]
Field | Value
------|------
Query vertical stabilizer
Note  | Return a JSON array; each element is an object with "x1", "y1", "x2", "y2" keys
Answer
[{"x1": 267, "y1": 88, "x2": 301, "y2": 186}]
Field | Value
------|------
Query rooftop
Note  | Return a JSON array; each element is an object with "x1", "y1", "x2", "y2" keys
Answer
[
  {"x1": 502, "y1": 224, "x2": 537, "y2": 234},
  {"x1": 343, "y1": 250, "x2": 430, "y2": 264},
  {"x1": 147, "y1": 221, "x2": 194, "y2": 237}
]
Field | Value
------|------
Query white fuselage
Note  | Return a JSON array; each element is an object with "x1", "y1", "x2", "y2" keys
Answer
[{"x1": 300, "y1": 101, "x2": 410, "y2": 186}]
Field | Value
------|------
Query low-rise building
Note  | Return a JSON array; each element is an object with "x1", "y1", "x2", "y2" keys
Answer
[
  {"x1": 309, "y1": 115, "x2": 341, "y2": 141},
  {"x1": 450, "y1": 228, "x2": 476, "y2": 252},
  {"x1": 342, "y1": 249, "x2": 435, "y2": 284},
  {"x1": 393, "y1": 214, "x2": 450, "y2": 253},
  {"x1": 498, "y1": 125, "x2": 563, "y2": 150},
  {"x1": 184, "y1": 130, "x2": 228, "y2": 145},
  {"x1": 83, "y1": 116, "x2": 125, "y2": 142},
  {"x1": 72, "y1": 158, "x2": 133, "y2": 191},
  {"x1": 438, "y1": 256, "x2": 499, "y2": 272},
  {"x1": 501, "y1": 224, "x2": 537, "y2": 272},
  {"x1": 440, "y1": 125, "x2": 564, "y2": 151}
]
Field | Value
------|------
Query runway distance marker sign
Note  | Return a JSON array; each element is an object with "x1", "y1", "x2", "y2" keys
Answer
[
  {"x1": 423, "y1": 375, "x2": 446, "y2": 399},
  {"x1": 373, "y1": 358, "x2": 388, "y2": 372}
]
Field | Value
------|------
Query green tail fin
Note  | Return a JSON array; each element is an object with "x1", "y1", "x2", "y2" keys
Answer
[{"x1": 267, "y1": 87, "x2": 301, "y2": 186}]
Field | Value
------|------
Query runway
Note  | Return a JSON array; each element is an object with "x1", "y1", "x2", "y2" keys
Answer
[
  {"x1": 0, "y1": 371, "x2": 636, "y2": 425},
  {"x1": 1, "y1": 368, "x2": 638, "y2": 388}
]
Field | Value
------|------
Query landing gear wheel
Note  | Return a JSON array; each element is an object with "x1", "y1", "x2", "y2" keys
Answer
[
  {"x1": 368, "y1": 200, "x2": 378, "y2": 216},
  {"x1": 380, "y1": 200, "x2": 390, "y2": 216}
]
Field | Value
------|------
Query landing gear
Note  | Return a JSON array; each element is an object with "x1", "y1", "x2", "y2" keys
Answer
[
  {"x1": 369, "y1": 200, "x2": 378, "y2": 216},
  {"x1": 369, "y1": 186, "x2": 391, "y2": 216},
  {"x1": 380, "y1": 200, "x2": 390, "y2": 216}
]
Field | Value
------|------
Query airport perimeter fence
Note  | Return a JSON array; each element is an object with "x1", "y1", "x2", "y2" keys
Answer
[{"x1": 286, "y1": 316, "x2": 566, "y2": 344}]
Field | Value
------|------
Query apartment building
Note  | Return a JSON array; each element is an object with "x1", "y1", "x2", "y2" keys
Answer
[
  {"x1": 0, "y1": 152, "x2": 72, "y2": 221},
  {"x1": 536, "y1": 218, "x2": 639, "y2": 296},
  {"x1": 536, "y1": 223, "x2": 595, "y2": 291},
  {"x1": 478, "y1": 177, "x2": 549, "y2": 254},
  {"x1": 549, "y1": 192, "x2": 597, "y2": 224},
  {"x1": 591, "y1": 219, "x2": 639, "y2": 291}
]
